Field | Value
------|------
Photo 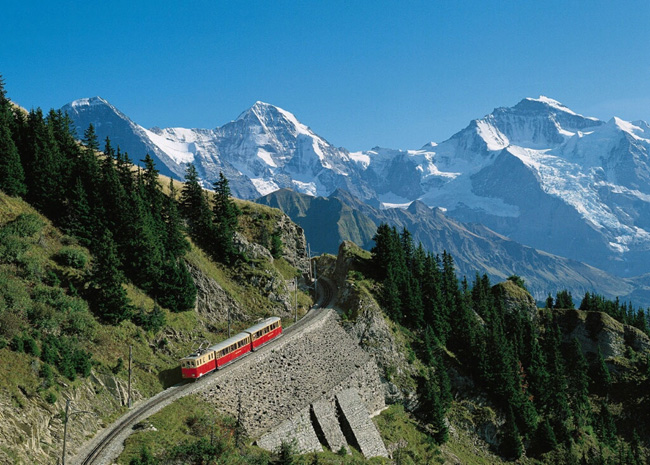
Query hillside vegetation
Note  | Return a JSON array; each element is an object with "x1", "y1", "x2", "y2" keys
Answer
[
  {"x1": 0, "y1": 77, "x2": 312, "y2": 464},
  {"x1": 330, "y1": 229, "x2": 650, "y2": 464}
]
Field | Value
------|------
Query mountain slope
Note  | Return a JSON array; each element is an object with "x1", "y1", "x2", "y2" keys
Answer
[
  {"x1": 256, "y1": 189, "x2": 648, "y2": 304},
  {"x1": 62, "y1": 96, "x2": 650, "y2": 276}
]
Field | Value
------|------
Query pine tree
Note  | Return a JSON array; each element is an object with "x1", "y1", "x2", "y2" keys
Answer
[
  {"x1": 565, "y1": 338, "x2": 591, "y2": 428},
  {"x1": 500, "y1": 406, "x2": 523, "y2": 459},
  {"x1": 24, "y1": 109, "x2": 66, "y2": 218},
  {"x1": 534, "y1": 418, "x2": 557, "y2": 454},
  {"x1": 545, "y1": 293, "x2": 554, "y2": 309},
  {"x1": 371, "y1": 223, "x2": 394, "y2": 280},
  {"x1": 0, "y1": 79, "x2": 26, "y2": 197},
  {"x1": 89, "y1": 229, "x2": 132, "y2": 324},
  {"x1": 82, "y1": 123, "x2": 99, "y2": 152},
  {"x1": 555, "y1": 289, "x2": 575, "y2": 309},
  {"x1": 421, "y1": 368, "x2": 448, "y2": 444},
  {"x1": 180, "y1": 164, "x2": 215, "y2": 249},
  {"x1": 382, "y1": 264, "x2": 403, "y2": 321},
  {"x1": 435, "y1": 356, "x2": 452, "y2": 409},
  {"x1": 595, "y1": 400, "x2": 616, "y2": 447},
  {"x1": 212, "y1": 171, "x2": 241, "y2": 264},
  {"x1": 591, "y1": 346, "x2": 611, "y2": 394},
  {"x1": 65, "y1": 178, "x2": 95, "y2": 247},
  {"x1": 540, "y1": 322, "x2": 571, "y2": 442}
]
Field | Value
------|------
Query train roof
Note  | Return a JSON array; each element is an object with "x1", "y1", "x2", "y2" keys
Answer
[
  {"x1": 181, "y1": 332, "x2": 250, "y2": 360},
  {"x1": 245, "y1": 316, "x2": 281, "y2": 334},
  {"x1": 207, "y1": 331, "x2": 250, "y2": 353}
]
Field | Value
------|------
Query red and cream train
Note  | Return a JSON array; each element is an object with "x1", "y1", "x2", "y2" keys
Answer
[{"x1": 180, "y1": 317, "x2": 282, "y2": 379}]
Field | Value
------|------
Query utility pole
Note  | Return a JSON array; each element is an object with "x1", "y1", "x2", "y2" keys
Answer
[
  {"x1": 128, "y1": 345, "x2": 132, "y2": 408},
  {"x1": 62, "y1": 399, "x2": 94, "y2": 465},
  {"x1": 294, "y1": 277, "x2": 298, "y2": 323},
  {"x1": 307, "y1": 243, "x2": 312, "y2": 281},
  {"x1": 62, "y1": 400, "x2": 70, "y2": 465},
  {"x1": 313, "y1": 257, "x2": 318, "y2": 301},
  {"x1": 235, "y1": 392, "x2": 244, "y2": 450},
  {"x1": 228, "y1": 307, "x2": 231, "y2": 338}
]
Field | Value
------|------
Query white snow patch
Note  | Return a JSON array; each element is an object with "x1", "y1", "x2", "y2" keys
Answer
[
  {"x1": 292, "y1": 180, "x2": 317, "y2": 196},
  {"x1": 349, "y1": 151, "x2": 371, "y2": 168},
  {"x1": 256, "y1": 149, "x2": 277, "y2": 167},
  {"x1": 476, "y1": 120, "x2": 509, "y2": 151},
  {"x1": 250, "y1": 178, "x2": 279, "y2": 196},
  {"x1": 382, "y1": 202, "x2": 412, "y2": 209},
  {"x1": 144, "y1": 128, "x2": 196, "y2": 164}
]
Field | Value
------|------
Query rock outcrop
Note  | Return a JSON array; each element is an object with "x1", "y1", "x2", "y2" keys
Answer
[
  {"x1": 0, "y1": 369, "x2": 137, "y2": 465},
  {"x1": 323, "y1": 241, "x2": 419, "y2": 409},
  {"x1": 555, "y1": 309, "x2": 650, "y2": 359}
]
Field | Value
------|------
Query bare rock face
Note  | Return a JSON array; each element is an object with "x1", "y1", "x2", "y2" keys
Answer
[
  {"x1": 234, "y1": 231, "x2": 273, "y2": 262},
  {"x1": 187, "y1": 262, "x2": 247, "y2": 323},
  {"x1": 0, "y1": 369, "x2": 137, "y2": 465},
  {"x1": 275, "y1": 214, "x2": 310, "y2": 274},
  {"x1": 492, "y1": 279, "x2": 538, "y2": 321}
]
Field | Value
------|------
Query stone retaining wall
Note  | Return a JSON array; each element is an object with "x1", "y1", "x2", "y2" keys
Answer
[{"x1": 197, "y1": 310, "x2": 385, "y2": 439}]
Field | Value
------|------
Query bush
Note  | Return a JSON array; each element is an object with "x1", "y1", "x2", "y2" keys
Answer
[
  {"x1": 44, "y1": 391, "x2": 57, "y2": 404},
  {"x1": 112, "y1": 357, "x2": 124, "y2": 374},
  {"x1": 270, "y1": 232, "x2": 283, "y2": 259},
  {"x1": 132, "y1": 305, "x2": 166, "y2": 333},
  {"x1": 24, "y1": 335, "x2": 40, "y2": 357},
  {"x1": 55, "y1": 247, "x2": 89, "y2": 270},
  {"x1": 0, "y1": 235, "x2": 28, "y2": 263},
  {"x1": 10, "y1": 335, "x2": 24, "y2": 353},
  {"x1": 40, "y1": 363, "x2": 54, "y2": 389},
  {"x1": 1, "y1": 214, "x2": 44, "y2": 238}
]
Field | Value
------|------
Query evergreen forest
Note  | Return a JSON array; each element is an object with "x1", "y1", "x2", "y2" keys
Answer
[{"x1": 369, "y1": 223, "x2": 649, "y2": 464}]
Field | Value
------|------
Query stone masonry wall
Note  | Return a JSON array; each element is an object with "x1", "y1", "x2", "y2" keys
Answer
[{"x1": 197, "y1": 310, "x2": 385, "y2": 439}]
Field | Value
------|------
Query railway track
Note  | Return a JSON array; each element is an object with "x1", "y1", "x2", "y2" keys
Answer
[{"x1": 73, "y1": 277, "x2": 336, "y2": 465}]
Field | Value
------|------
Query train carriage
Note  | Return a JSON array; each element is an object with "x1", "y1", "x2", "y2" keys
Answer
[
  {"x1": 180, "y1": 348, "x2": 217, "y2": 379},
  {"x1": 180, "y1": 317, "x2": 282, "y2": 379},
  {"x1": 245, "y1": 317, "x2": 282, "y2": 350},
  {"x1": 211, "y1": 332, "x2": 252, "y2": 368}
]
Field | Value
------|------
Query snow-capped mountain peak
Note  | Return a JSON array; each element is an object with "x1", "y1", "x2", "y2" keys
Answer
[
  {"x1": 234, "y1": 101, "x2": 314, "y2": 139},
  {"x1": 69, "y1": 96, "x2": 112, "y2": 109},
  {"x1": 522, "y1": 95, "x2": 595, "y2": 119},
  {"x1": 61, "y1": 95, "x2": 650, "y2": 277}
]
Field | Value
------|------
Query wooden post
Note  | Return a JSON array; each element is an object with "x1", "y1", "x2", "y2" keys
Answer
[
  {"x1": 128, "y1": 345, "x2": 132, "y2": 408},
  {"x1": 62, "y1": 399, "x2": 70, "y2": 465}
]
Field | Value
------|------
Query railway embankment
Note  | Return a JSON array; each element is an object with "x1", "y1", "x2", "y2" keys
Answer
[{"x1": 197, "y1": 308, "x2": 387, "y2": 457}]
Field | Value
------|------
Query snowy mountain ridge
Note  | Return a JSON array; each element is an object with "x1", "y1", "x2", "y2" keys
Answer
[{"x1": 61, "y1": 95, "x2": 650, "y2": 276}]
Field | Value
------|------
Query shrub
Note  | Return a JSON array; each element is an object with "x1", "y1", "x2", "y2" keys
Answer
[
  {"x1": 55, "y1": 247, "x2": 89, "y2": 270},
  {"x1": 0, "y1": 235, "x2": 28, "y2": 263},
  {"x1": 112, "y1": 357, "x2": 124, "y2": 374},
  {"x1": 10, "y1": 335, "x2": 24, "y2": 353},
  {"x1": 132, "y1": 305, "x2": 166, "y2": 333},
  {"x1": 44, "y1": 391, "x2": 57, "y2": 404},
  {"x1": 1, "y1": 214, "x2": 44, "y2": 238},
  {"x1": 270, "y1": 232, "x2": 283, "y2": 259},
  {"x1": 24, "y1": 335, "x2": 40, "y2": 357},
  {"x1": 40, "y1": 363, "x2": 54, "y2": 389}
]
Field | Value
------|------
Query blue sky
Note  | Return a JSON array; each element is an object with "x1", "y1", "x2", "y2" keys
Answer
[{"x1": 2, "y1": 1, "x2": 649, "y2": 151}]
